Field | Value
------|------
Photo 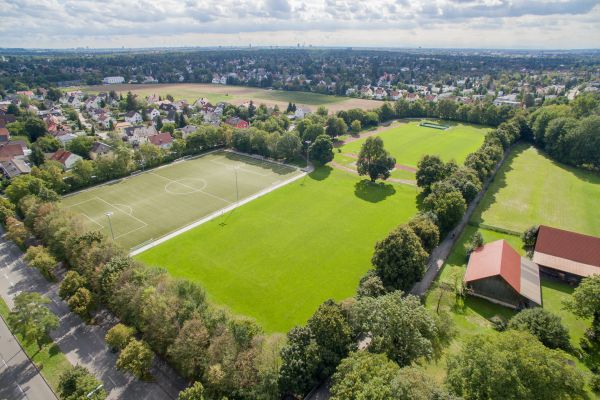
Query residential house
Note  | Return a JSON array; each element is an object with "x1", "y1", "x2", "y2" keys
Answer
[
  {"x1": 533, "y1": 225, "x2": 600, "y2": 281},
  {"x1": 0, "y1": 127, "x2": 9, "y2": 143},
  {"x1": 164, "y1": 110, "x2": 177, "y2": 124},
  {"x1": 360, "y1": 86, "x2": 374, "y2": 98},
  {"x1": 122, "y1": 125, "x2": 158, "y2": 146},
  {"x1": 56, "y1": 133, "x2": 78, "y2": 147},
  {"x1": 180, "y1": 125, "x2": 198, "y2": 139},
  {"x1": 294, "y1": 107, "x2": 311, "y2": 119},
  {"x1": 0, "y1": 143, "x2": 25, "y2": 162},
  {"x1": 49, "y1": 149, "x2": 82, "y2": 170},
  {"x1": 0, "y1": 158, "x2": 31, "y2": 179},
  {"x1": 148, "y1": 132, "x2": 173, "y2": 149},
  {"x1": 125, "y1": 111, "x2": 143, "y2": 124},
  {"x1": 373, "y1": 87, "x2": 387, "y2": 100},
  {"x1": 390, "y1": 90, "x2": 402, "y2": 101},
  {"x1": 224, "y1": 117, "x2": 249, "y2": 129},
  {"x1": 89, "y1": 141, "x2": 113, "y2": 160},
  {"x1": 464, "y1": 240, "x2": 542, "y2": 309},
  {"x1": 145, "y1": 108, "x2": 160, "y2": 120},
  {"x1": 159, "y1": 103, "x2": 177, "y2": 112}
]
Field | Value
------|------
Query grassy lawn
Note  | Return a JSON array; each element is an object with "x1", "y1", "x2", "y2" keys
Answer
[
  {"x1": 0, "y1": 296, "x2": 72, "y2": 393},
  {"x1": 473, "y1": 143, "x2": 600, "y2": 236},
  {"x1": 61, "y1": 151, "x2": 301, "y2": 250},
  {"x1": 333, "y1": 121, "x2": 488, "y2": 184},
  {"x1": 253, "y1": 90, "x2": 346, "y2": 105},
  {"x1": 137, "y1": 166, "x2": 418, "y2": 333}
]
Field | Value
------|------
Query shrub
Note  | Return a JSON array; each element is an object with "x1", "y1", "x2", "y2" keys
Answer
[{"x1": 508, "y1": 308, "x2": 571, "y2": 350}]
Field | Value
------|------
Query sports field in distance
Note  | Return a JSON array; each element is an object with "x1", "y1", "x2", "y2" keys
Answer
[
  {"x1": 74, "y1": 83, "x2": 383, "y2": 112},
  {"x1": 473, "y1": 143, "x2": 600, "y2": 236},
  {"x1": 137, "y1": 167, "x2": 418, "y2": 332},
  {"x1": 61, "y1": 151, "x2": 301, "y2": 250},
  {"x1": 334, "y1": 121, "x2": 489, "y2": 181}
]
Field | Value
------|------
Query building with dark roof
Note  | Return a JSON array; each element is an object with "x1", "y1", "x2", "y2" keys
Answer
[
  {"x1": 533, "y1": 225, "x2": 600, "y2": 280},
  {"x1": 464, "y1": 240, "x2": 542, "y2": 309}
]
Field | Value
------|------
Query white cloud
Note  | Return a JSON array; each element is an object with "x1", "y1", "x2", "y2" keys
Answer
[{"x1": 0, "y1": 0, "x2": 598, "y2": 48}]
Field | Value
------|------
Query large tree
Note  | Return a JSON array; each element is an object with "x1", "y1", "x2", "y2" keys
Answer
[
  {"x1": 308, "y1": 134, "x2": 334, "y2": 165},
  {"x1": 116, "y1": 339, "x2": 154, "y2": 380},
  {"x1": 508, "y1": 308, "x2": 571, "y2": 351},
  {"x1": 371, "y1": 225, "x2": 428, "y2": 291},
  {"x1": 23, "y1": 117, "x2": 47, "y2": 142},
  {"x1": 276, "y1": 132, "x2": 301, "y2": 161},
  {"x1": 407, "y1": 213, "x2": 440, "y2": 253},
  {"x1": 565, "y1": 274, "x2": 600, "y2": 340},
  {"x1": 447, "y1": 330, "x2": 585, "y2": 400},
  {"x1": 307, "y1": 300, "x2": 354, "y2": 377},
  {"x1": 58, "y1": 365, "x2": 106, "y2": 400},
  {"x1": 423, "y1": 189, "x2": 466, "y2": 235},
  {"x1": 168, "y1": 317, "x2": 210, "y2": 379},
  {"x1": 8, "y1": 292, "x2": 59, "y2": 349},
  {"x1": 330, "y1": 352, "x2": 400, "y2": 400},
  {"x1": 356, "y1": 136, "x2": 396, "y2": 182},
  {"x1": 350, "y1": 291, "x2": 445, "y2": 366},
  {"x1": 278, "y1": 326, "x2": 321, "y2": 397},
  {"x1": 416, "y1": 155, "x2": 446, "y2": 192},
  {"x1": 178, "y1": 382, "x2": 205, "y2": 400}
]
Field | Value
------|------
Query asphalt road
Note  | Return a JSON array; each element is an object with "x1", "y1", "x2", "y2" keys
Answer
[
  {"x1": 0, "y1": 312, "x2": 58, "y2": 400},
  {"x1": 0, "y1": 231, "x2": 185, "y2": 400}
]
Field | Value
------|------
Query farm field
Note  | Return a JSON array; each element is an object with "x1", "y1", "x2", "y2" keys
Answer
[
  {"x1": 74, "y1": 83, "x2": 383, "y2": 112},
  {"x1": 61, "y1": 151, "x2": 301, "y2": 250},
  {"x1": 473, "y1": 143, "x2": 600, "y2": 236},
  {"x1": 137, "y1": 166, "x2": 418, "y2": 333},
  {"x1": 333, "y1": 121, "x2": 488, "y2": 182}
]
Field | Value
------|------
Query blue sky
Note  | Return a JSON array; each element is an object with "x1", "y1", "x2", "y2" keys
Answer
[{"x1": 1, "y1": 0, "x2": 599, "y2": 49}]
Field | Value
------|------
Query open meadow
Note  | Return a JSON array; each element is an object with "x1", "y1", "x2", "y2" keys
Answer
[
  {"x1": 473, "y1": 143, "x2": 600, "y2": 236},
  {"x1": 61, "y1": 151, "x2": 301, "y2": 250},
  {"x1": 137, "y1": 167, "x2": 418, "y2": 332},
  {"x1": 75, "y1": 83, "x2": 383, "y2": 113},
  {"x1": 334, "y1": 121, "x2": 489, "y2": 182}
]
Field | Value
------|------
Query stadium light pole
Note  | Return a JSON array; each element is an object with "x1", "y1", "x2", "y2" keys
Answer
[
  {"x1": 105, "y1": 212, "x2": 114, "y2": 241},
  {"x1": 234, "y1": 165, "x2": 240, "y2": 203}
]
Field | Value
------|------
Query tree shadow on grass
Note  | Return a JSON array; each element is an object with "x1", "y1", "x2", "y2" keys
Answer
[
  {"x1": 308, "y1": 165, "x2": 332, "y2": 181},
  {"x1": 354, "y1": 179, "x2": 396, "y2": 203}
]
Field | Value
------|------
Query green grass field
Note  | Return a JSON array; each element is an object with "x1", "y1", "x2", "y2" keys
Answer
[
  {"x1": 473, "y1": 143, "x2": 600, "y2": 236},
  {"x1": 253, "y1": 90, "x2": 346, "y2": 105},
  {"x1": 61, "y1": 151, "x2": 301, "y2": 250},
  {"x1": 137, "y1": 167, "x2": 418, "y2": 332},
  {"x1": 0, "y1": 296, "x2": 72, "y2": 393},
  {"x1": 333, "y1": 121, "x2": 488, "y2": 182}
]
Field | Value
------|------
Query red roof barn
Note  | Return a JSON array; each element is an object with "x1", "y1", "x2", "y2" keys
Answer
[
  {"x1": 464, "y1": 240, "x2": 542, "y2": 309},
  {"x1": 533, "y1": 225, "x2": 600, "y2": 279}
]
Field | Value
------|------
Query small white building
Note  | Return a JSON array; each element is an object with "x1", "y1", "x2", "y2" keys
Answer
[
  {"x1": 125, "y1": 111, "x2": 143, "y2": 124},
  {"x1": 102, "y1": 76, "x2": 125, "y2": 85},
  {"x1": 294, "y1": 107, "x2": 311, "y2": 119}
]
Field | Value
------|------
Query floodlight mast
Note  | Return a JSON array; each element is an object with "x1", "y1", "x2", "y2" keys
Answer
[{"x1": 105, "y1": 211, "x2": 114, "y2": 241}]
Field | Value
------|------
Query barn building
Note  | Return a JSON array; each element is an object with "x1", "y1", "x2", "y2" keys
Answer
[
  {"x1": 533, "y1": 225, "x2": 600, "y2": 281},
  {"x1": 464, "y1": 240, "x2": 542, "y2": 309}
]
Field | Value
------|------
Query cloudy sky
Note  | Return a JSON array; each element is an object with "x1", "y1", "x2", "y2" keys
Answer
[{"x1": 1, "y1": 0, "x2": 599, "y2": 49}]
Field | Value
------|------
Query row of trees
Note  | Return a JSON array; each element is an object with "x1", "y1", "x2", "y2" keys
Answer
[{"x1": 5, "y1": 193, "x2": 282, "y2": 399}]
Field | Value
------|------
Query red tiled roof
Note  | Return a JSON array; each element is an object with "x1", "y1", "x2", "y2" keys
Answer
[
  {"x1": 0, "y1": 143, "x2": 25, "y2": 161},
  {"x1": 464, "y1": 240, "x2": 521, "y2": 292},
  {"x1": 50, "y1": 149, "x2": 73, "y2": 164},
  {"x1": 535, "y1": 225, "x2": 600, "y2": 268},
  {"x1": 0, "y1": 127, "x2": 9, "y2": 137},
  {"x1": 148, "y1": 132, "x2": 173, "y2": 146}
]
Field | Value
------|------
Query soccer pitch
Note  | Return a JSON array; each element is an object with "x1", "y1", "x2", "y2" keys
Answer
[
  {"x1": 334, "y1": 121, "x2": 488, "y2": 180},
  {"x1": 61, "y1": 151, "x2": 302, "y2": 250}
]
